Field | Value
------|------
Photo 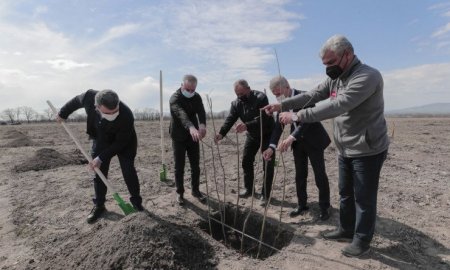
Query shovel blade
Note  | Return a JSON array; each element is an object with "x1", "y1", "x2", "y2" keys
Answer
[
  {"x1": 112, "y1": 193, "x2": 136, "y2": 215},
  {"x1": 160, "y1": 164, "x2": 167, "y2": 182}
]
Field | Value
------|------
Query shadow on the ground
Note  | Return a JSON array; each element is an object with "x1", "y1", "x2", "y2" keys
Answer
[{"x1": 368, "y1": 216, "x2": 450, "y2": 270}]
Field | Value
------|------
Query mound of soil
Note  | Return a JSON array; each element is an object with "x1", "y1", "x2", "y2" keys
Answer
[
  {"x1": 14, "y1": 148, "x2": 87, "y2": 172},
  {"x1": 1, "y1": 130, "x2": 36, "y2": 147},
  {"x1": 5, "y1": 136, "x2": 35, "y2": 147},
  {"x1": 35, "y1": 213, "x2": 217, "y2": 269},
  {"x1": 3, "y1": 129, "x2": 26, "y2": 139}
]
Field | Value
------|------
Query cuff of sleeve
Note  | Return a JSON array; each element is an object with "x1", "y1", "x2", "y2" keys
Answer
[
  {"x1": 94, "y1": 156, "x2": 102, "y2": 164},
  {"x1": 269, "y1": 144, "x2": 277, "y2": 150},
  {"x1": 199, "y1": 123, "x2": 206, "y2": 129}
]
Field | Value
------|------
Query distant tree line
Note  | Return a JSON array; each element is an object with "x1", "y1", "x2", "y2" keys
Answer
[{"x1": 1, "y1": 106, "x2": 229, "y2": 125}]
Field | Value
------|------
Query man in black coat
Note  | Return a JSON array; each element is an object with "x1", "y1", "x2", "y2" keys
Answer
[
  {"x1": 57, "y1": 89, "x2": 143, "y2": 223},
  {"x1": 169, "y1": 74, "x2": 207, "y2": 205},
  {"x1": 262, "y1": 76, "x2": 331, "y2": 220},
  {"x1": 214, "y1": 79, "x2": 275, "y2": 206}
]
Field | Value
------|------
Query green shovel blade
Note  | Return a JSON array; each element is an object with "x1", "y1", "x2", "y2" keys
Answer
[
  {"x1": 112, "y1": 193, "x2": 136, "y2": 215},
  {"x1": 160, "y1": 164, "x2": 167, "y2": 182}
]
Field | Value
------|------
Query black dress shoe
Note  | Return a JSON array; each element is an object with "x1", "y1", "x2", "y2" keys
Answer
[
  {"x1": 177, "y1": 194, "x2": 185, "y2": 205},
  {"x1": 322, "y1": 229, "x2": 353, "y2": 241},
  {"x1": 259, "y1": 196, "x2": 267, "y2": 206},
  {"x1": 319, "y1": 208, "x2": 330, "y2": 221},
  {"x1": 87, "y1": 205, "x2": 106, "y2": 224},
  {"x1": 289, "y1": 205, "x2": 309, "y2": 217},
  {"x1": 192, "y1": 190, "x2": 206, "y2": 202},
  {"x1": 133, "y1": 204, "x2": 145, "y2": 211},
  {"x1": 238, "y1": 189, "x2": 251, "y2": 198}
]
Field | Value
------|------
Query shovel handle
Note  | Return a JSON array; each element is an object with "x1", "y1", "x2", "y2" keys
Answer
[{"x1": 46, "y1": 100, "x2": 116, "y2": 193}]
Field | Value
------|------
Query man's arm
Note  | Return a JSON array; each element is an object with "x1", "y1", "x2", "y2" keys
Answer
[
  {"x1": 218, "y1": 102, "x2": 239, "y2": 137},
  {"x1": 196, "y1": 95, "x2": 207, "y2": 126},
  {"x1": 244, "y1": 92, "x2": 269, "y2": 130},
  {"x1": 281, "y1": 80, "x2": 330, "y2": 112},
  {"x1": 58, "y1": 91, "x2": 89, "y2": 119},
  {"x1": 300, "y1": 70, "x2": 382, "y2": 123},
  {"x1": 169, "y1": 93, "x2": 194, "y2": 130}
]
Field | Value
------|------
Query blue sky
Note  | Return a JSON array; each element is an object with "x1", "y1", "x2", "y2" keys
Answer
[{"x1": 1, "y1": 0, "x2": 450, "y2": 115}]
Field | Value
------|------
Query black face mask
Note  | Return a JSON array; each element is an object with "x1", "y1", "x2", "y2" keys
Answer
[{"x1": 326, "y1": 52, "x2": 346, "y2": 80}]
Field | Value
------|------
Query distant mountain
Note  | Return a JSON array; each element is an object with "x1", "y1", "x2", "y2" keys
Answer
[{"x1": 386, "y1": 103, "x2": 450, "y2": 115}]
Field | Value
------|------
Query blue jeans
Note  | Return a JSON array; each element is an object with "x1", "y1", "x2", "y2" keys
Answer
[{"x1": 338, "y1": 150, "x2": 388, "y2": 246}]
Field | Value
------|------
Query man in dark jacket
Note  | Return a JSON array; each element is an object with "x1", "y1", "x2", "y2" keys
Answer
[
  {"x1": 262, "y1": 76, "x2": 331, "y2": 220},
  {"x1": 214, "y1": 79, "x2": 275, "y2": 206},
  {"x1": 57, "y1": 89, "x2": 143, "y2": 223},
  {"x1": 169, "y1": 74, "x2": 207, "y2": 205}
]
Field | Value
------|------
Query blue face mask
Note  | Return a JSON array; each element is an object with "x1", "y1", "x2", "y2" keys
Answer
[{"x1": 181, "y1": 89, "x2": 195, "y2": 98}]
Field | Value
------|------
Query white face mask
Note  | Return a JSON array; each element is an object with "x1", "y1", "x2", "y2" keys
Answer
[
  {"x1": 181, "y1": 89, "x2": 195, "y2": 98},
  {"x1": 276, "y1": 94, "x2": 286, "y2": 102},
  {"x1": 101, "y1": 110, "x2": 119, "y2": 121}
]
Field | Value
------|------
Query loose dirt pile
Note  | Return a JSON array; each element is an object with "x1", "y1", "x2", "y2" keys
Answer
[
  {"x1": 33, "y1": 213, "x2": 217, "y2": 270},
  {"x1": 13, "y1": 148, "x2": 87, "y2": 172},
  {"x1": 2, "y1": 130, "x2": 35, "y2": 148}
]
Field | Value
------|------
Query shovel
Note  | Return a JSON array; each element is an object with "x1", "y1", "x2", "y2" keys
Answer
[
  {"x1": 47, "y1": 100, "x2": 136, "y2": 215},
  {"x1": 159, "y1": 70, "x2": 168, "y2": 182}
]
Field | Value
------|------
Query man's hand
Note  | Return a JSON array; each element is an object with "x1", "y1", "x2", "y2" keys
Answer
[
  {"x1": 279, "y1": 112, "x2": 294, "y2": 125},
  {"x1": 199, "y1": 124, "x2": 207, "y2": 140},
  {"x1": 189, "y1": 126, "x2": 200, "y2": 142},
  {"x1": 214, "y1": 134, "x2": 223, "y2": 144},
  {"x1": 262, "y1": 148, "x2": 274, "y2": 161},
  {"x1": 234, "y1": 122, "x2": 247, "y2": 133},
  {"x1": 56, "y1": 115, "x2": 64, "y2": 123},
  {"x1": 89, "y1": 157, "x2": 102, "y2": 171},
  {"x1": 278, "y1": 135, "x2": 295, "y2": 152},
  {"x1": 262, "y1": 103, "x2": 281, "y2": 116}
]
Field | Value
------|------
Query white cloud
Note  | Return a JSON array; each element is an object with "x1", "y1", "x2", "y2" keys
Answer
[
  {"x1": 383, "y1": 62, "x2": 450, "y2": 110},
  {"x1": 432, "y1": 22, "x2": 450, "y2": 38},
  {"x1": 33, "y1": 5, "x2": 48, "y2": 17},
  {"x1": 159, "y1": 0, "x2": 300, "y2": 71},
  {"x1": 46, "y1": 59, "x2": 91, "y2": 71},
  {"x1": 93, "y1": 23, "x2": 141, "y2": 47}
]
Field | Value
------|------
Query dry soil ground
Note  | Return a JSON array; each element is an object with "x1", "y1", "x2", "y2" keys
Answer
[{"x1": 0, "y1": 117, "x2": 449, "y2": 269}]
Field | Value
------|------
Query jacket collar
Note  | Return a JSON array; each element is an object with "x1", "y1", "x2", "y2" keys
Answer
[{"x1": 340, "y1": 55, "x2": 361, "y2": 80}]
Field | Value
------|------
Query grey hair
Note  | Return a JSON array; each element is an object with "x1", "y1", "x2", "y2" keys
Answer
[
  {"x1": 233, "y1": 79, "x2": 250, "y2": 89},
  {"x1": 269, "y1": 75, "x2": 290, "y2": 91},
  {"x1": 95, "y1": 89, "x2": 119, "y2": 110},
  {"x1": 182, "y1": 74, "x2": 197, "y2": 85},
  {"x1": 320, "y1": 34, "x2": 354, "y2": 58}
]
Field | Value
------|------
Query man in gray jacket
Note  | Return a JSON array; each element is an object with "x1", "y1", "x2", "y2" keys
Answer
[{"x1": 263, "y1": 35, "x2": 389, "y2": 257}]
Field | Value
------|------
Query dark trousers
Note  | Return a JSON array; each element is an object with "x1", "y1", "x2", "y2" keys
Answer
[
  {"x1": 172, "y1": 139, "x2": 201, "y2": 195},
  {"x1": 242, "y1": 134, "x2": 275, "y2": 198},
  {"x1": 91, "y1": 141, "x2": 142, "y2": 207},
  {"x1": 292, "y1": 142, "x2": 330, "y2": 210},
  {"x1": 338, "y1": 150, "x2": 388, "y2": 245}
]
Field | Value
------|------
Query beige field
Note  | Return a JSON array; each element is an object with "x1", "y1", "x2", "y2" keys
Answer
[{"x1": 0, "y1": 117, "x2": 449, "y2": 269}]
